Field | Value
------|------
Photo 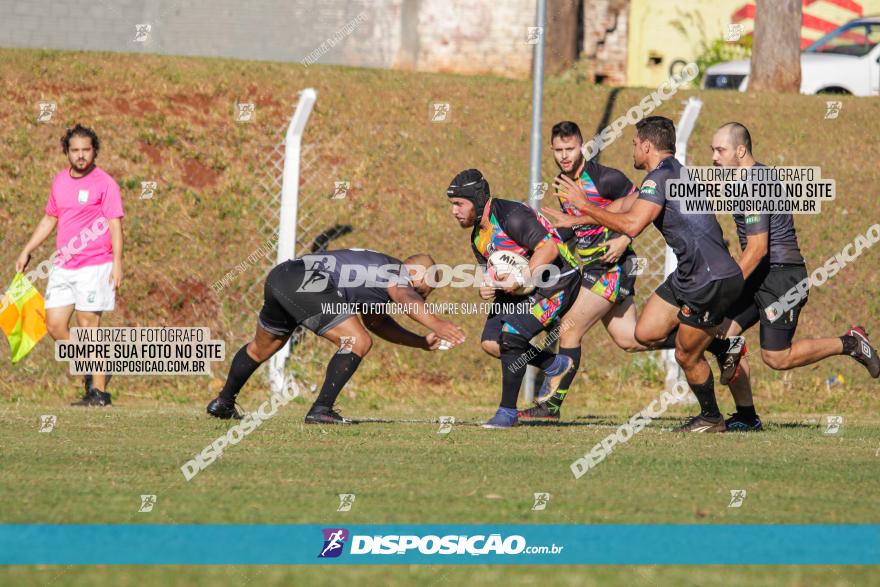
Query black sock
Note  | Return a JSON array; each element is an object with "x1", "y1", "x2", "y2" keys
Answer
[
  {"x1": 91, "y1": 373, "x2": 112, "y2": 392},
  {"x1": 219, "y1": 345, "x2": 262, "y2": 402},
  {"x1": 500, "y1": 364, "x2": 525, "y2": 409},
  {"x1": 841, "y1": 335, "x2": 858, "y2": 355},
  {"x1": 659, "y1": 328, "x2": 678, "y2": 350},
  {"x1": 736, "y1": 404, "x2": 757, "y2": 420},
  {"x1": 550, "y1": 346, "x2": 581, "y2": 406},
  {"x1": 314, "y1": 352, "x2": 362, "y2": 408},
  {"x1": 690, "y1": 371, "x2": 721, "y2": 419},
  {"x1": 707, "y1": 337, "x2": 732, "y2": 356},
  {"x1": 500, "y1": 332, "x2": 530, "y2": 409}
]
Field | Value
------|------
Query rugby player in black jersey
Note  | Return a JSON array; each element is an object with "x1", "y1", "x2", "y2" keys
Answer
[
  {"x1": 519, "y1": 121, "x2": 680, "y2": 421},
  {"x1": 709, "y1": 122, "x2": 879, "y2": 431},
  {"x1": 544, "y1": 116, "x2": 745, "y2": 432},
  {"x1": 206, "y1": 249, "x2": 465, "y2": 424},
  {"x1": 447, "y1": 168, "x2": 582, "y2": 428}
]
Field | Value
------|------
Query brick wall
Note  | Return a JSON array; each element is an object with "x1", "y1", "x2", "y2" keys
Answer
[{"x1": 582, "y1": 0, "x2": 629, "y2": 85}]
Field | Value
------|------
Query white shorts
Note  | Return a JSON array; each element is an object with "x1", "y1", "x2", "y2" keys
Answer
[{"x1": 45, "y1": 262, "x2": 116, "y2": 312}]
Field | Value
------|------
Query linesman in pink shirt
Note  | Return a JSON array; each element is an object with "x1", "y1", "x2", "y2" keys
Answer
[{"x1": 16, "y1": 124, "x2": 125, "y2": 406}]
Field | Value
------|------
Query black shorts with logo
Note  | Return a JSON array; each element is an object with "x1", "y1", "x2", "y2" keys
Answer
[
  {"x1": 724, "y1": 263, "x2": 808, "y2": 351},
  {"x1": 657, "y1": 272, "x2": 744, "y2": 329},
  {"x1": 480, "y1": 270, "x2": 582, "y2": 342},
  {"x1": 258, "y1": 260, "x2": 351, "y2": 337}
]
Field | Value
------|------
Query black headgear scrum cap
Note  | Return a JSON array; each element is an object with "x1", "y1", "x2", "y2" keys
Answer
[{"x1": 447, "y1": 168, "x2": 491, "y2": 217}]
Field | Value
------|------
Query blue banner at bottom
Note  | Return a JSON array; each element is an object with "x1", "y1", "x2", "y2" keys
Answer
[{"x1": 1, "y1": 524, "x2": 878, "y2": 565}]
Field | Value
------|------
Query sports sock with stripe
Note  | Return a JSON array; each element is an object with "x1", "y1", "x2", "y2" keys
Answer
[{"x1": 548, "y1": 346, "x2": 581, "y2": 407}]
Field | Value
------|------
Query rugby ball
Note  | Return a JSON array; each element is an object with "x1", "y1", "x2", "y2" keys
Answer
[{"x1": 487, "y1": 251, "x2": 535, "y2": 296}]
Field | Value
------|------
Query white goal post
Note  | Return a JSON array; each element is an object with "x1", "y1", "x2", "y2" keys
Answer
[{"x1": 267, "y1": 88, "x2": 317, "y2": 396}]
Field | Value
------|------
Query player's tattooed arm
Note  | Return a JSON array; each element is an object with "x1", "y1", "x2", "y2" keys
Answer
[{"x1": 738, "y1": 231, "x2": 768, "y2": 279}]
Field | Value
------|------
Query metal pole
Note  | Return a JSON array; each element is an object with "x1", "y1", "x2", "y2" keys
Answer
[
  {"x1": 528, "y1": 0, "x2": 547, "y2": 211},
  {"x1": 523, "y1": 0, "x2": 547, "y2": 403}
]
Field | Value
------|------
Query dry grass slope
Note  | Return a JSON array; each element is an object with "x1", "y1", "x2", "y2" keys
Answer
[{"x1": 1, "y1": 48, "x2": 878, "y2": 417}]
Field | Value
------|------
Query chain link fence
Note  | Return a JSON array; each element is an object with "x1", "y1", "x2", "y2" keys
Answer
[{"x1": 264, "y1": 102, "x2": 678, "y2": 395}]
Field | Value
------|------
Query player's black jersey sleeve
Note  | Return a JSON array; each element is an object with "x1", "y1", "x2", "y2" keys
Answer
[
  {"x1": 496, "y1": 200, "x2": 551, "y2": 251},
  {"x1": 586, "y1": 159, "x2": 635, "y2": 202},
  {"x1": 745, "y1": 213, "x2": 770, "y2": 237},
  {"x1": 741, "y1": 163, "x2": 804, "y2": 265},
  {"x1": 637, "y1": 171, "x2": 666, "y2": 206}
]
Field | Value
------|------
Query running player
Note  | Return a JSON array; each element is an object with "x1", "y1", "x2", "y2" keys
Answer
[
  {"x1": 519, "y1": 121, "x2": 679, "y2": 421},
  {"x1": 447, "y1": 168, "x2": 582, "y2": 428},
  {"x1": 710, "y1": 122, "x2": 879, "y2": 431},
  {"x1": 543, "y1": 116, "x2": 745, "y2": 432},
  {"x1": 206, "y1": 249, "x2": 466, "y2": 424}
]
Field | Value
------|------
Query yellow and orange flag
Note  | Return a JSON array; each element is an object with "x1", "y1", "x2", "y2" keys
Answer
[{"x1": 0, "y1": 273, "x2": 47, "y2": 363}]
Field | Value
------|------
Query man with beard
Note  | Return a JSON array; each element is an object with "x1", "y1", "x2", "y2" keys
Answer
[
  {"x1": 544, "y1": 117, "x2": 745, "y2": 432},
  {"x1": 519, "y1": 120, "x2": 683, "y2": 421},
  {"x1": 16, "y1": 124, "x2": 124, "y2": 406},
  {"x1": 448, "y1": 168, "x2": 582, "y2": 428}
]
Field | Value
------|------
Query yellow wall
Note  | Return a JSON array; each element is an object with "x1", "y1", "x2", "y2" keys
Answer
[{"x1": 626, "y1": 0, "x2": 880, "y2": 88}]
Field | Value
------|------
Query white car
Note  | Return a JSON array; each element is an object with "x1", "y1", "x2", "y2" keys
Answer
[{"x1": 702, "y1": 16, "x2": 880, "y2": 96}]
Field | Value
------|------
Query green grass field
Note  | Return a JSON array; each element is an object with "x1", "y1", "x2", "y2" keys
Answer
[
  {"x1": 2, "y1": 48, "x2": 880, "y2": 585},
  {"x1": 2, "y1": 398, "x2": 879, "y2": 584}
]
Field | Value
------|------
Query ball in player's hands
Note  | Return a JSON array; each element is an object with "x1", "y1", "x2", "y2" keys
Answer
[{"x1": 487, "y1": 251, "x2": 535, "y2": 296}]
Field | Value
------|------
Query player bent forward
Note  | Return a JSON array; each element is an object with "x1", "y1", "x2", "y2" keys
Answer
[{"x1": 206, "y1": 249, "x2": 465, "y2": 424}]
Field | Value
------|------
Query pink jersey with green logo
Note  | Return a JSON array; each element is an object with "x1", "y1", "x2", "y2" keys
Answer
[{"x1": 45, "y1": 166, "x2": 124, "y2": 269}]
